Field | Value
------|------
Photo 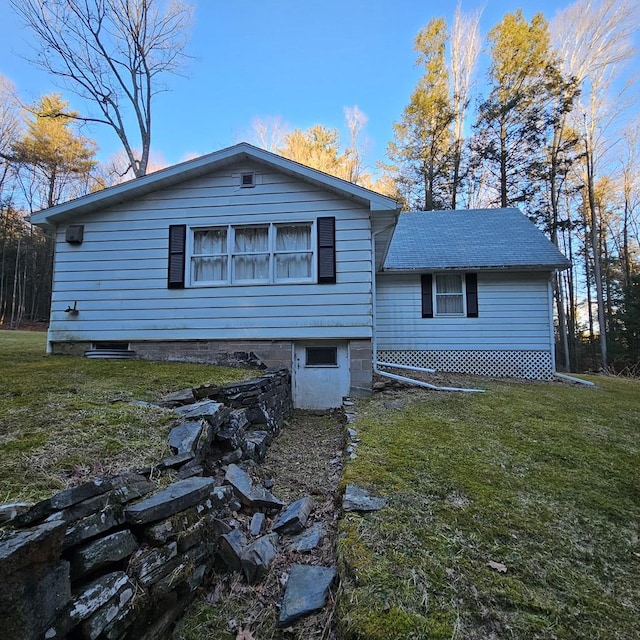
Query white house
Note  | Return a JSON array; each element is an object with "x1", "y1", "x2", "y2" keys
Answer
[
  {"x1": 31, "y1": 143, "x2": 569, "y2": 408},
  {"x1": 376, "y1": 210, "x2": 570, "y2": 380}
]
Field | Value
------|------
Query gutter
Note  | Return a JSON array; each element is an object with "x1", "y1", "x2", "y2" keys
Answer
[{"x1": 371, "y1": 226, "x2": 485, "y2": 394}]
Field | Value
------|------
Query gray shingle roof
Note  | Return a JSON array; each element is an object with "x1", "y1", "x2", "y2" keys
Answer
[{"x1": 383, "y1": 208, "x2": 570, "y2": 271}]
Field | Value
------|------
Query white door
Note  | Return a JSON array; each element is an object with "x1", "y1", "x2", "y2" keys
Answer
[{"x1": 292, "y1": 342, "x2": 350, "y2": 409}]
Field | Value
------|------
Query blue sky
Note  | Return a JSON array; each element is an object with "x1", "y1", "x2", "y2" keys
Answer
[{"x1": 0, "y1": 0, "x2": 627, "y2": 174}]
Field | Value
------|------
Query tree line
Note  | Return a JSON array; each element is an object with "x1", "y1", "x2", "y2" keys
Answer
[
  {"x1": 2, "y1": 0, "x2": 639, "y2": 375},
  {"x1": 384, "y1": 0, "x2": 640, "y2": 375},
  {"x1": 256, "y1": 1, "x2": 640, "y2": 375},
  {"x1": 1, "y1": 0, "x2": 192, "y2": 327}
]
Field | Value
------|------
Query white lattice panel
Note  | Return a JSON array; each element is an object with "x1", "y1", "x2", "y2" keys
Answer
[{"x1": 377, "y1": 350, "x2": 554, "y2": 380}]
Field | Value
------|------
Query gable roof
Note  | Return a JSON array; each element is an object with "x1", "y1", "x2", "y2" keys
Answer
[
  {"x1": 384, "y1": 208, "x2": 570, "y2": 272},
  {"x1": 30, "y1": 142, "x2": 399, "y2": 226}
]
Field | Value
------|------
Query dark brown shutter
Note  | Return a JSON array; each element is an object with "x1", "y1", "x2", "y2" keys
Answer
[
  {"x1": 168, "y1": 224, "x2": 186, "y2": 289},
  {"x1": 317, "y1": 217, "x2": 336, "y2": 284},
  {"x1": 466, "y1": 273, "x2": 478, "y2": 317},
  {"x1": 421, "y1": 274, "x2": 433, "y2": 318}
]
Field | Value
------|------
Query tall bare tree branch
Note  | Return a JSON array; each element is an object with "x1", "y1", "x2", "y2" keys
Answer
[{"x1": 11, "y1": 0, "x2": 192, "y2": 177}]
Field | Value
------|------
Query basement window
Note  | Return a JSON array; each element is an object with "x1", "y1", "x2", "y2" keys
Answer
[
  {"x1": 92, "y1": 341, "x2": 130, "y2": 351},
  {"x1": 306, "y1": 346, "x2": 338, "y2": 367}
]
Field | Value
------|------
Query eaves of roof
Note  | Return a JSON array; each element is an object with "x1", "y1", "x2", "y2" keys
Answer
[{"x1": 31, "y1": 142, "x2": 399, "y2": 226}]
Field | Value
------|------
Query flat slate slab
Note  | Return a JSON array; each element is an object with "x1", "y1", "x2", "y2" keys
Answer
[
  {"x1": 67, "y1": 572, "x2": 133, "y2": 626},
  {"x1": 219, "y1": 529, "x2": 247, "y2": 573},
  {"x1": 241, "y1": 533, "x2": 278, "y2": 584},
  {"x1": 278, "y1": 564, "x2": 337, "y2": 627},
  {"x1": 224, "y1": 464, "x2": 284, "y2": 511},
  {"x1": 0, "y1": 519, "x2": 66, "y2": 581},
  {"x1": 342, "y1": 484, "x2": 387, "y2": 512},
  {"x1": 272, "y1": 497, "x2": 313, "y2": 535},
  {"x1": 16, "y1": 478, "x2": 114, "y2": 526},
  {"x1": 290, "y1": 523, "x2": 325, "y2": 552},
  {"x1": 63, "y1": 506, "x2": 126, "y2": 550},
  {"x1": 125, "y1": 477, "x2": 215, "y2": 525},
  {"x1": 174, "y1": 399, "x2": 224, "y2": 421},
  {"x1": 0, "y1": 502, "x2": 31, "y2": 525},
  {"x1": 156, "y1": 452, "x2": 195, "y2": 471},
  {"x1": 71, "y1": 530, "x2": 139, "y2": 580},
  {"x1": 168, "y1": 420, "x2": 205, "y2": 454},
  {"x1": 249, "y1": 512, "x2": 265, "y2": 536}
]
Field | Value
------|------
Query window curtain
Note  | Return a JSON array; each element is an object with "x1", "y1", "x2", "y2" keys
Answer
[
  {"x1": 275, "y1": 225, "x2": 312, "y2": 279},
  {"x1": 435, "y1": 274, "x2": 464, "y2": 314},
  {"x1": 234, "y1": 227, "x2": 269, "y2": 280},
  {"x1": 193, "y1": 229, "x2": 227, "y2": 282}
]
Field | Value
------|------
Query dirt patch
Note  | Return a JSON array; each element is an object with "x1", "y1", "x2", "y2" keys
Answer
[{"x1": 175, "y1": 410, "x2": 346, "y2": 640}]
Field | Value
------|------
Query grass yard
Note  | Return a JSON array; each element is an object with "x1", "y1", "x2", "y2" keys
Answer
[
  {"x1": 338, "y1": 377, "x2": 640, "y2": 640},
  {"x1": 0, "y1": 330, "x2": 252, "y2": 503}
]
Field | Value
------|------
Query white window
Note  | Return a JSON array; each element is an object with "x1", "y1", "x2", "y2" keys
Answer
[
  {"x1": 190, "y1": 222, "x2": 314, "y2": 285},
  {"x1": 192, "y1": 228, "x2": 228, "y2": 284},
  {"x1": 275, "y1": 224, "x2": 312, "y2": 281},
  {"x1": 435, "y1": 274, "x2": 465, "y2": 315},
  {"x1": 233, "y1": 226, "x2": 270, "y2": 282}
]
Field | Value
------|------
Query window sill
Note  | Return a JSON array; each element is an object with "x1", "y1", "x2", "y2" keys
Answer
[{"x1": 189, "y1": 279, "x2": 316, "y2": 288}]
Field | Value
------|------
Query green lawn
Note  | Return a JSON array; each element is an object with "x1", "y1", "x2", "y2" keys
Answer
[
  {"x1": 0, "y1": 330, "x2": 252, "y2": 502},
  {"x1": 338, "y1": 377, "x2": 640, "y2": 640}
]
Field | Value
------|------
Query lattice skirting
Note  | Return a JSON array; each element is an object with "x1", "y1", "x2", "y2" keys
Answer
[{"x1": 377, "y1": 349, "x2": 554, "y2": 380}]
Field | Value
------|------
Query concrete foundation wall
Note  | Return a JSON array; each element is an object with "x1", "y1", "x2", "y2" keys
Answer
[
  {"x1": 49, "y1": 338, "x2": 374, "y2": 398},
  {"x1": 349, "y1": 340, "x2": 373, "y2": 397}
]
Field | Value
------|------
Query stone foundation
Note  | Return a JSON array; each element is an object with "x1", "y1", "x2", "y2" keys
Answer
[
  {"x1": 131, "y1": 340, "x2": 294, "y2": 370},
  {"x1": 49, "y1": 338, "x2": 375, "y2": 398}
]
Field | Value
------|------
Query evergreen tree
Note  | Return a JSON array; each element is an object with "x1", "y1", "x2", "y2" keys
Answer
[
  {"x1": 472, "y1": 10, "x2": 555, "y2": 210},
  {"x1": 12, "y1": 94, "x2": 97, "y2": 209},
  {"x1": 387, "y1": 18, "x2": 454, "y2": 210}
]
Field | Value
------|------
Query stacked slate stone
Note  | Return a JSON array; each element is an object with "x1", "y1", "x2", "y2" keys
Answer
[
  {"x1": 160, "y1": 368, "x2": 293, "y2": 476},
  {"x1": 0, "y1": 474, "x2": 237, "y2": 640},
  {"x1": 0, "y1": 368, "x2": 294, "y2": 640}
]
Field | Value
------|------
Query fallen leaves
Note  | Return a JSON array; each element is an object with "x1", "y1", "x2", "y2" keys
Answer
[{"x1": 487, "y1": 560, "x2": 508, "y2": 573}]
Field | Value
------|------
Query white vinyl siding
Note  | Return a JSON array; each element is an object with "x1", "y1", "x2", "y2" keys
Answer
[
  {"x1": 48, "y1": 162, "x2": 375, "y2": 343},
  {"x1": 377, "y1": 271, "x2": 554, "y2": 351}
]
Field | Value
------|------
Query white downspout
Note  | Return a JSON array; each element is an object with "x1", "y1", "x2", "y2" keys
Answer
[
  {"x1": 547, "y1": 274, "x2": 595, "y2": 386},
  {"x1": 554, "y1": 371, "x2": 595, "y2": 386},
  {"x1": 371, "y1": 226, "x2": 485, "y2": 394}
]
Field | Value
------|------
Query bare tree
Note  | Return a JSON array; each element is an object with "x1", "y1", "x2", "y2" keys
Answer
[
  {"x1": 449, "y1": 3, "x2": 482, "y2": 209},
  {"x1": 248, "y1": 116, "x2": 289, "y2": 152},
  {"x1": 551, "y1": 0, "x2": 638, "y2": 371},
  {"x1": 0, "y1": 75, "x2": 21, "y2": 193},
  {"x1": 343, "y1": 105, "x2": 368, "y2": 184},
  {"x1": 11, "y1": 0, "x2": 193, "y2": 178}
]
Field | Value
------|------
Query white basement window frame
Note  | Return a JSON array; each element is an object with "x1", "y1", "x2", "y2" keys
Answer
[{"x1": 189, "y1": 222, "x2": 314, "y2": 286}]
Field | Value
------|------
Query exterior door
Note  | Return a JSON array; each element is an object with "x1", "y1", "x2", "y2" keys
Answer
[{"x1": 292, "y1": 342, "x2": 350, "y2": 409}]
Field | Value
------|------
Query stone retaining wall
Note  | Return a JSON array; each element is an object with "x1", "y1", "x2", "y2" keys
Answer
[{"x1": 0, "y1": 369, "x2": 293, "y2": 640}]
